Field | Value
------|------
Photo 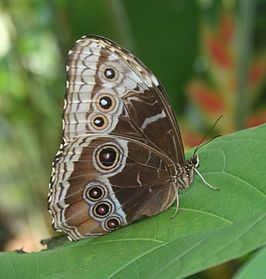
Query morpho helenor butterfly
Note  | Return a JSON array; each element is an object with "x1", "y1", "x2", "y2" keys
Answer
[{"x1": 47, "y1": 35, "x2": 217, "y2": 241}]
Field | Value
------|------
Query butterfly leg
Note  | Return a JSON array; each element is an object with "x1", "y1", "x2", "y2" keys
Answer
[
  {"x1": 170, "y1": 187, "x2": 179, "y2": 219},
  {"x1": 194, "y1": 169, "x2": 220, "y2": 190}
]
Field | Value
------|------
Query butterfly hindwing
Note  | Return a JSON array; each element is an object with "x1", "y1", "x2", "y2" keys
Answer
[{"x1": 48, "y1": 135, "x2": 176, "y2": 240}]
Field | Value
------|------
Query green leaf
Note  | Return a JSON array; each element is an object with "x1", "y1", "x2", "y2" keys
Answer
[
  {"x1": 1, "y1": 124, "x2": 266, "y2": 279},
  {"x1": 233, "y1": 246, "x2": 266, "y2": 279}
]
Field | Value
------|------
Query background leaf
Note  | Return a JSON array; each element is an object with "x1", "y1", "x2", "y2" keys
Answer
[
  {"x1": 0, "y1": 124, "x2": 266, "y2": 279},
  {"x1": 233, "y1": 246, "x2": 266, "y2": 279}
]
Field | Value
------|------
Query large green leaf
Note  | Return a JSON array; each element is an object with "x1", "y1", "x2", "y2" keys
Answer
[{"x1": 1, "y1": 124, "x2": 266, "y2": 279}]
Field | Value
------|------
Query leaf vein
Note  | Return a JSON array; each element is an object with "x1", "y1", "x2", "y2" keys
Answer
[
  {"x1": 91, "y1": 238, "x2": 164, "y2": 245},
  {"x1": 179, "y1": 207, "x2": 233, "y2": 224}
]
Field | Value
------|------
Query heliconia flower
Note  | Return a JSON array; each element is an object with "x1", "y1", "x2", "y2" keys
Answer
[
  {"x1": 183, "y1": 8, "x2": 265, "y2": 138},
  {"x1": 205, "y1": 36, "x2": 233, "y2": 68},
  {"x1": 187, "y1": 81, "x2": 224, "y2": 116}
]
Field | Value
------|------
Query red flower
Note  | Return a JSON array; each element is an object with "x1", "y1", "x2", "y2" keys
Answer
[
  {"x1": 187, "y1": 82, "x2": 224, "y2": 116},
  {"x1": 206, "y1": 36, "x2": 233, "y2": 68}
]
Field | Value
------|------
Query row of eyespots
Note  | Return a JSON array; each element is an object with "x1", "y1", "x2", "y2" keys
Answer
[
  {"x1": 90, "y1": 94, "x2": 116, "y2": 130},
  {"x1": 90, "y1": 66, "x2": 118, "y2": 130},
  {"x1": 84, "y1": 185, "x2": 122, "y2": 231},
  {"x1": 85, "y1": 65, "x2": 121, "y2": 231}
]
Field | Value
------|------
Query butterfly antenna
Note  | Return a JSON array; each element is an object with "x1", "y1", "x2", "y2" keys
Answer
[
  {"x1": 193, "y1": 134, "x2": 221, "y2": 155},
  {"x1": 193, "y1": 115, "x2": 223, "y2": 156}
]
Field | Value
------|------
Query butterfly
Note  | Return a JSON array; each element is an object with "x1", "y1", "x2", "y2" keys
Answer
[{"x1": 48, "y1": 35, "x2": 215, "y2": 241}]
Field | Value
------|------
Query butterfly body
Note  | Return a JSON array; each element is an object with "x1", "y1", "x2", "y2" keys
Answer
[{"x1": 48, "y1": 35, "x2": 199, "y2": 241}]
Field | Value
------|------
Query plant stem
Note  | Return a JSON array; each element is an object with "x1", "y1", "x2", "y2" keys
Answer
[{"x1": 236, "y1": 0, "x2": 255, "y2": 129}]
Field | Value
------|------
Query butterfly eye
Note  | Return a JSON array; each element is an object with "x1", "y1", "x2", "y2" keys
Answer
[
  {"x1": 93, "y1": 202, "x2": 112, "y2": 218},
  {"x1": 104, "y1": 68, "x2": 116, "y2": 79},
  {"x1": 97, "y1": 145, "x2": 119, "y2": 170},
  {"x1": 96, "y1": 93, "x2": 116, "y2": 112},
  {"x1": 191, "y1": 155, "x2": 199, "y2": 167},
  {"x1": 90, "y1": 114, "x2": 109, "y2": 130},
  {"x1": 105, "y1": 217, "x2": 121, "y2": 231},
  {"x1": 85, "y1": 185, "x2": 106, "y2": 201}
]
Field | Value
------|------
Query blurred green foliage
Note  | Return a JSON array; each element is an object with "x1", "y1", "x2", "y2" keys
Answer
[{"x1": 0, "y1": 0, "x2": 265, "y2": 277}]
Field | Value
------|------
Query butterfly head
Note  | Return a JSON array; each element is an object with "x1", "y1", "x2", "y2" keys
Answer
[
  {"x1": 189, "y1": 153, "x2": 200, "y2": 168},
  {"x1": 185, "y1": 154, "x2": 200, "y2": 183},
  {"x1": 175, "y1": 154, "x2": 200, "y2": 190}
]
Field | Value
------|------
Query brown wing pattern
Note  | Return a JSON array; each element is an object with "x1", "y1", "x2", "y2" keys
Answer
[
  {"x1": 48, "y1": 135, "x2": 176, "y2": 240},
  {"x1": 63, "y1": 35, "x2": 184, "y2": 163}
]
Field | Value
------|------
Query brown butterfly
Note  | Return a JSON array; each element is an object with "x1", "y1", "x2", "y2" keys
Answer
[{"x1": 48, "y1": 35, "x2": 215, "y2": 241}]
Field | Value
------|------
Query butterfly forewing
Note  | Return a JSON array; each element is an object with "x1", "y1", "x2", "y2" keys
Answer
[{"x1": 63, "y1": 35, "x2": 184, "y2": 163}]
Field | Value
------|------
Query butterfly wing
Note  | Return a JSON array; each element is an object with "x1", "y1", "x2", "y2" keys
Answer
[
  {"x1": 63, "y1": 35, "x2": 184, "y2": 163},
  {"x1": 48, "y1": 35, "x2": 186, "y2": 240},
  {"x1": 48, "y1": 135, "x2": 176, "y2": 240}
]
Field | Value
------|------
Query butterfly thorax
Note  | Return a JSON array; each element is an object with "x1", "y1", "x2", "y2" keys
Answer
[{"x1": 174, "y1": 154, "x2": 199, "y2": 191}]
